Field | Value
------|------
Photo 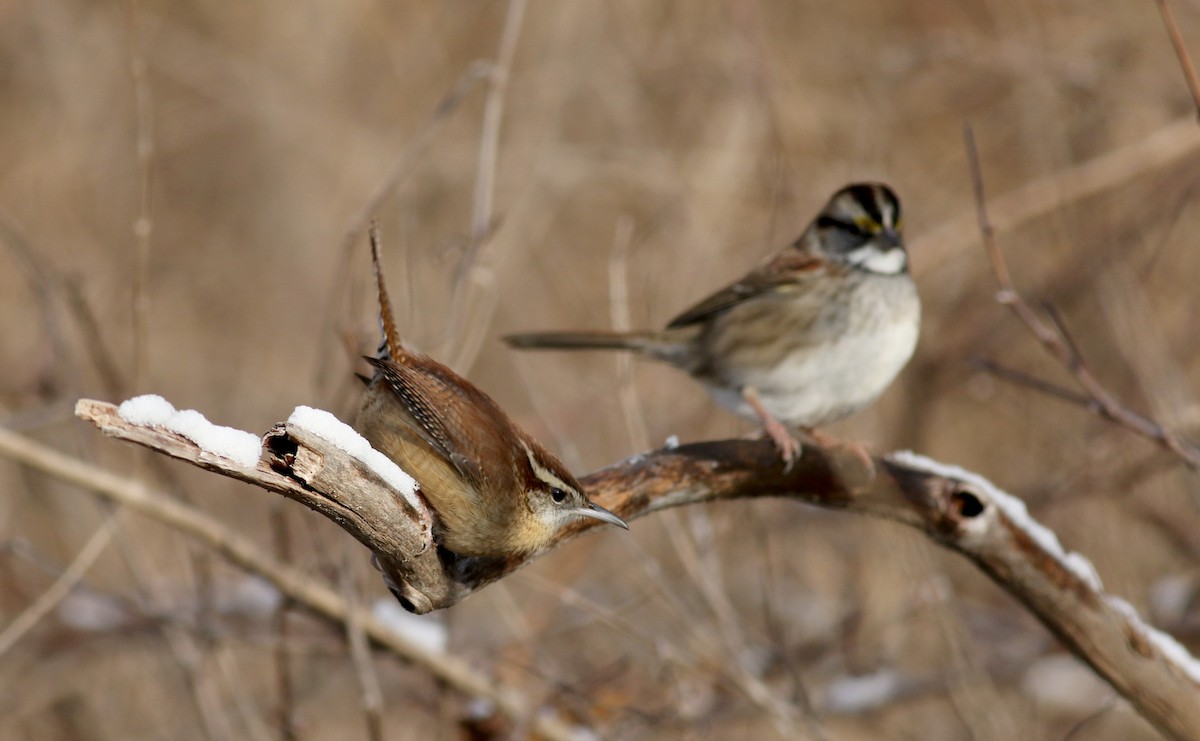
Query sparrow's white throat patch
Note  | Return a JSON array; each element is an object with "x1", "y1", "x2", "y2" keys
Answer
[{"x1": 846, "y1": 245, "x2": 907, "y2": 274}]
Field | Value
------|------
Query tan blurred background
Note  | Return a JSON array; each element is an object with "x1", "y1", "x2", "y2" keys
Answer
[{"x1": 3, "y1": 1, "x2": 1200, "y2": 738}]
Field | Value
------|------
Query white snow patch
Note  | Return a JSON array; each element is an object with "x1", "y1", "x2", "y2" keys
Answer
[
  {"x1": 887, "y1": 451, "x2": 1103, "y2": 590},
  {"x1": 823, "y1": 669, "x2": 902, "y2": 713},
  {"x1": 288, "y1": 406, "x2": 419, "y2": 502},
  {"x1": 117, "y1": 394, "x2": 176, "y2": 425},
  {"x1": 118, "y1": 394, "x2": 262, "y2": 468},
  {"x1": 1109, "y1": 596, "x2": 1200, "y2": 685},
  {"x1": 371, "y1": 599, "x2": 447, "y2": 654}
]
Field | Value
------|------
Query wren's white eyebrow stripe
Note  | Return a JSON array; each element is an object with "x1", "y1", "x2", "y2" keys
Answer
[{"x1": 519, "y1": 438, "x2": 574, "y2": 492}]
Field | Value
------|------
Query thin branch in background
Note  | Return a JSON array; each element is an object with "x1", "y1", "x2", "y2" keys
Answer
[
  {"x1": 0, "y1": 212, "x2": 73, "y2": 400},
  {"x1": 126, "y1": 0, "x2": 154, "y2": 392},
  {"x1": 159, "y1": 622, "x2": 238, "y2": 740},
  {"x1": 970, "y1": 356, "x2": 1092, "y2": 408},
  {"x1": 962, "y1": 124, "x2": 1200, "y2": 469},
  {"x1": 61, "y1": 278, "x2": 125, "y2": 399},
  {"x1": 1156, "y1": 0, "x2": 1200, "y2": 118},
  {"x1": 916, "y1": 115, "x2": 1200, "y2": 277},
  {"x1": 443, "y1": 0, "x2": 527, "y2": 368},
  {"x1": 608, "y1": 215, "x2": 651, "y2": 452},
  {"x1": 269, "y1": 502, "x2": 298, "y2": 741},
  {"x1": 342, "y1": 568, "x2": 385, "y2": 741},
  {"x1": 0, "y1": 514, "x2": 118, "y2": 657}
]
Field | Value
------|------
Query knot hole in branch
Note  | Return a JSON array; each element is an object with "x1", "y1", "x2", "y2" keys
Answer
[{"x1": 265, "y1": 427, "x2": 299, "y2": 471}]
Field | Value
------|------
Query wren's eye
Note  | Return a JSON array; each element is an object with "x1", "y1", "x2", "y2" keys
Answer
[{"x1": 550, "y1": 487, "x2": 568, "y2": 504}]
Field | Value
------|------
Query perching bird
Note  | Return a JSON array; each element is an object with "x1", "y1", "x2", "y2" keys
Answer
[
  {"x1": 505, "y1": 183, "x2": 920, "y2": 465},
  {"x1": 355, "y1": 227, "x2": 626, "y2": 557}
]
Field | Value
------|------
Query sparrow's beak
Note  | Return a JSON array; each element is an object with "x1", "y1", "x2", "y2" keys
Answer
[
  {"x1": 878, "y1": 228, "x2": 903, "y2": 249},
  {"x1": 575, "y1": 501, "x2": 629, "y2": 530}
]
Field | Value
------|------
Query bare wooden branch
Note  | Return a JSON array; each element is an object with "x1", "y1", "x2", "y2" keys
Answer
[{"x1": 58, "y1": 398, "x2": 1200, "y2": 740}]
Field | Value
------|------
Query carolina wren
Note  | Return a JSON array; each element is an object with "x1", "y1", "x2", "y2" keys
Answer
[
  {"x1": 355, "y1": 227, "x2": 627, "y2": 558},
  {"x1": 506, "y1": 183, "x2": 920, "y2": 465}
]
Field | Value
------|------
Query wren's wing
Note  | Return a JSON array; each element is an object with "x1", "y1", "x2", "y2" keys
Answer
[
  {"x1": 365, "y1": 355, "x2": 515, "y2": 493},
  {"x1": 665, "y1": 250, "x2": 827, "y2": 329}
]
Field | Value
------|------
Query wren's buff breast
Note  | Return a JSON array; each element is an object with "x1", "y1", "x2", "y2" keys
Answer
[{"x1": 505, "y1": 183, "x2": 921, "y2": 464}]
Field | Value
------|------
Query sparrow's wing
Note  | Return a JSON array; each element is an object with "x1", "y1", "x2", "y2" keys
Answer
[{"x1": 666, "y1": 251, "x2": 828, "y2": 329}]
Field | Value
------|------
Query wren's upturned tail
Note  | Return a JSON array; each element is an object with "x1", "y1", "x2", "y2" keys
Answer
[
  {"x1": 505, "y1": 183, "x2": 921, "y2": 465},
  {"x1": 355, "y1": 225, "x2": 626, "y2": 558}
]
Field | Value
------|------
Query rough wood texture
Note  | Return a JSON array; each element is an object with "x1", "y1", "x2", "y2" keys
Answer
[{"x1": 75, "y1": 398, "x2": 1200, "y2": 740}]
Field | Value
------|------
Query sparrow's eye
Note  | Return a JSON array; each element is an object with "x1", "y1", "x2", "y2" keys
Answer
[
  {"x1": 550, "y1": 487, "x2": 568, "y2": 504},
  {"x1": 818, "y1": 216, "x2": 866, "y2": 237},
  {"x1": 853, "y1": 216, "x2": 879, "y2": 234}
]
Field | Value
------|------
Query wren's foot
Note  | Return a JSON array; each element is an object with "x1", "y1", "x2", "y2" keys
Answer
[
  {"x1": 802, "y1": 427, "x2": 875, "y2": 476},
  {"x1": 741, "y1": 387, "x2": 802, "y2": 470}
]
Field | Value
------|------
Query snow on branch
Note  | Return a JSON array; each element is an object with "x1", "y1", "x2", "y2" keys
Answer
[{"x1": 73, "y1": 396, "x2": 1200, "y2": 740}]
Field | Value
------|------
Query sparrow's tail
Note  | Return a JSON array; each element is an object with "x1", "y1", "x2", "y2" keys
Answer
[
  {"x1": 503, "y1": 329, "x2": 654, "y2": 351},
  {"x1": 504, "y1": 329, "x2": 695, "y2": 365}
]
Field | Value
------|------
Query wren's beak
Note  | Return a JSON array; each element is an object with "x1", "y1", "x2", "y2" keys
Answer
[{"x1": 576, "y1": 501, "x2": 629, "y2": 530}]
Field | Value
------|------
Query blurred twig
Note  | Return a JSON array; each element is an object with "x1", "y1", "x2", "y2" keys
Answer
[
  {"x1": 963, "y1": 125, "x2": 1200, "y2": 469},
  {"x1": 1156, "y1": 0, "x2": 1200, "y2": 118},
  {"x1": 342, "y1": 570, "x2": 384, "y2": 741},
  {"x1": 608, "y1": 216, "x2": 650, "y2": 452},
  {"x1": 444, "y1": 0, "x2": 527, "y2": 367},
  {"x1": 126, "y1": 0, "x2": 155, "y2": 391},
  {"x1": 269, "y1": 502, "x2": 298, "y2": 741},
  {"x1": 916, "y1": 116, "x2": 1200, "y2": 274},
  {"x1": 970, "y1": 357, "x2": 1092, "y2": 408},
  {"x1": 0, "y1": 514, "x2": 118, "y2": 657}
]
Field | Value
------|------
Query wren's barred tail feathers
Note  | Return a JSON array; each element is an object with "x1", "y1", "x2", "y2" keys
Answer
[{"x1": 369, "y1": 223, "x2": 403, "y2": 365}]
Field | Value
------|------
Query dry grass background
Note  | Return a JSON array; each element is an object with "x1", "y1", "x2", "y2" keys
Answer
[{"x1": 2, "y1": 1, "x2": 1200, "y2": 738}]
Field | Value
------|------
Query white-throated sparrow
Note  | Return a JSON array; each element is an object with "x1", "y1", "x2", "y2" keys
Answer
[
  {"x1": 356, "y1": 227, "x2": 627, "y2": 558},
  {"x1": 505, "y1": 183, "x2": 920, "y2": 465}
]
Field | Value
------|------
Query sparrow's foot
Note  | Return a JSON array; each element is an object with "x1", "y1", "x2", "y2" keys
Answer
[
  {"x1": 741, "y1": 386, "x2": 802, "y2": 470},
  {"x1": 802, "y1": 427, "x2": 875, "y2": 476}
]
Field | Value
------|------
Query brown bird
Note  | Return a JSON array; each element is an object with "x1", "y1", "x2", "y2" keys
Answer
[
  {"x1": 356, "y1": 227, "x2": 627, "y2": 557},
  {"x1": 505, "y1": 183, "x2": 920, "y2": 465}
]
